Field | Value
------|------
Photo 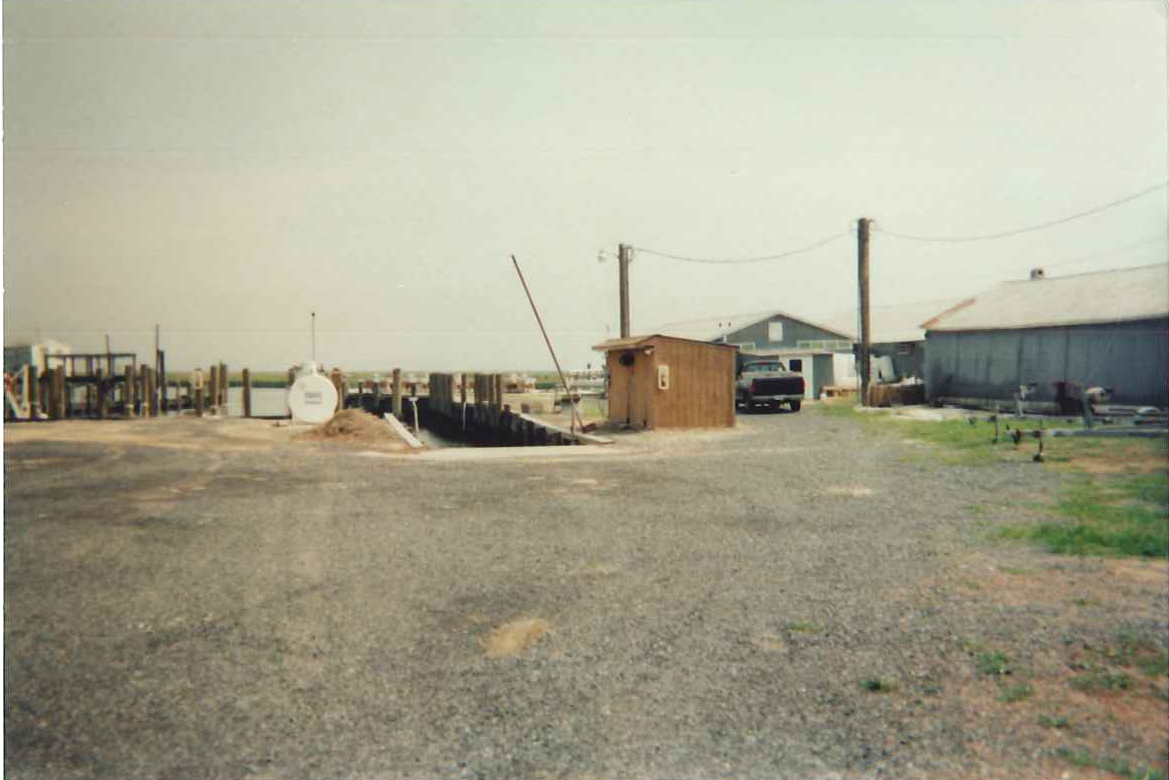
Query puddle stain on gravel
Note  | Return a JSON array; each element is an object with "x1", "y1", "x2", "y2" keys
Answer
[{"x1": 480, "y1": 618, "x2": 550, "y2": 658}]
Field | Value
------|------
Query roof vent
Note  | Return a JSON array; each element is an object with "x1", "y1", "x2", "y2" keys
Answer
[{"x1": 1029, "y1": 268, "x2": 1046, "y2": 280}]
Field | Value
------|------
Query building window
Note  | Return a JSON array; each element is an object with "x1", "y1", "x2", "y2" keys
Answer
[
  {"x1": 788, "y1": 358, "x2": 803, "y2": 372},
  {"x1": 798, "y1": 339, "x2": 852, "y2": 351},
  {"x1": 729, "y1": 342, "x2": 756, "y2": 352},
  {"x1": 768, "y1": 322, "x2": 784, "y2": 343}
]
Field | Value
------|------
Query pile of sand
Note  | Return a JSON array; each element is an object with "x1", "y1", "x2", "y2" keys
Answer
[{"x1": 294, "y1": 409, "x2": 411, "y2": 449}]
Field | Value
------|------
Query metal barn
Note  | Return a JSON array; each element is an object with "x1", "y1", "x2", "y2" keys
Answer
[
  {"x1": 923, "y1": 265, "x2": 1169, "y2": 409},
  {"x1": 594, "y1": 335, "x2": 737, "y2": 429},
  {"x1": 657, "y1": 311, "x2": 851, "y2": 400}
]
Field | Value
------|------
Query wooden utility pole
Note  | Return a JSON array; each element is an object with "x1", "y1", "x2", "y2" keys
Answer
[
  {"x1": 857, "y1": 217, "x2": 872, "y2": 406},
  {"x1": 154, "y1": 324, "x2": 160, "y2": 413},
  {"x1": 618, "y1": 243, "x2": 631, "y2": 338}
]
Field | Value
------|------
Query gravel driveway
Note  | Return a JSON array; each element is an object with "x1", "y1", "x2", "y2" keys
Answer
[{"x1": 5, "y1": 409, "x2": 1166, "y2": 779}]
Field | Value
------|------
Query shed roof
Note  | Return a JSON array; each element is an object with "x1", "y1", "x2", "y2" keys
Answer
[
  {"x1": 592, "y1": 334, "x2": 740, "y2": 352},
  {"x1": 656, "y1": 310, "x2": 850, "y2": 343},
  {"x1": 922, "y1": 264, "x2": 1169, "y2": 332}
]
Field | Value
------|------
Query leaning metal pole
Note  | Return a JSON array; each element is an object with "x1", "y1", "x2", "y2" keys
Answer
[{"x1": 511, "y1": 255, "x2": 585, "y2": 434}]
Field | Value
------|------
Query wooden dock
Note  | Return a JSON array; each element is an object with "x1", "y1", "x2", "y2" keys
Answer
[{"x1": 425, "y1": 372, "x2": 610, "y2": 446}]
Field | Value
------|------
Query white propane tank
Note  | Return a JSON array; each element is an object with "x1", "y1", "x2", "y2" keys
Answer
[{"x1": 287, "y1": 362, "x2": 337, "y2": 424}]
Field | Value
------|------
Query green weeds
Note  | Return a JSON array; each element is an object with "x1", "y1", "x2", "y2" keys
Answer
[
  {"x1": 976, "y1": 651, "x2": 1011, "y2": 676},
  {"x1": 1070, "y1": 668, "x2": 1132, "y2": 692},
  {"x1": 860, "y1": 678, "x2": 895, "y2": 693},
  {"x1": 1037, "y1": 713, "x2": 1071, "y2": 729},
  {"x1": 999, "y1": 475, "x2": 1168, "y2": 558},
  {"x1": 786, "y1": 621, "x2": 820, "y2": 633},
  {"x1": 817, "y1": 401, "x2": 1168, "y2": 558},
  {"x1": 1056, "y1": 747, "x2": 1167, "y2": 780},
  {"x1": 996, "y1": 683, "x2": 1033, "y2": 703}
]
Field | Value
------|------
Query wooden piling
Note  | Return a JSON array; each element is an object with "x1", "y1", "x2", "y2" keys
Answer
[
  {"x1": 208, "y1": 365, "x2": 218, "y2": 410},
  {"x1": 219, "y1": 363, "x2": 228, "y2": 410},
  {"x1": 392, "y1": 368, "x2": 403, "y2": 419},
  {"x1": 58, "y1": 367, "x2": 70, "y2": 418},
  {"x1": 242, "y1": 368, "x2": 252, "y2": 418},
  {"x1": 124, "y1": 364, "x2": 136, "y2": 417},
  {"x1": 158, "y1": 350, "x2": 167, "y2": 414},
  {"x1": 96, "y1": 368, "x2": 107, "y2": 419},
  {"x1": 146, "y1": 367, "x2": 158, "y2": 416},
  {"x1": 195, "y1": 385, "x2": 204, "y2": 417}
]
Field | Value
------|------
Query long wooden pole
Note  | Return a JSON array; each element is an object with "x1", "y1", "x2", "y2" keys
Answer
[
  {"x1": 858, "y1": 217, "x2": 871, "y2": 407},
  {"x1": 510, "y1": 255, "x2": 584, "y2": 434},
  {"x1": 618, "y1": 243, "x2": 631, "y2": 338}
]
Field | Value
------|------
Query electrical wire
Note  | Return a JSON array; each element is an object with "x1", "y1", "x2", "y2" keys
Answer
[
  {"x1": 1042, "y1": 234, "x2": 1168, "y2": 270},
  {"x1": 632, "y1": 229, "x2": 852, "y2": 265},
  {"x1": 874, "y1": 180, "x2": 1168, "y2": 243}
]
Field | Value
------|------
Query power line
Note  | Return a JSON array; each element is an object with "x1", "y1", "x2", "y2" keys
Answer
[
  {"x1": 632, "y1": 229, "x2": 852, "y2": 265},
  {"x1": 874, "y1": 180, "x2": 1168, "y2": 243},
  {"x1": 1043, "y1": 233, "x2": 1168, "y2": 269}
]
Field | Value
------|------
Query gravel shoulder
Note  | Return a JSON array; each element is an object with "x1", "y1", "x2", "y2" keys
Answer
[{"x1": 4, "y1": 409, "x2": 1167, "y2": 779}]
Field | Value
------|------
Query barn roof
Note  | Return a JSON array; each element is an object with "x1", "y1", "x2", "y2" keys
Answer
[
  {"x1": 921, "y1": 264, "x2": 1169, "y2": 332},
  {"x1": 592, "y1": 334, "x2": 739, "y2": 352},
  {"x1": 656, "y1": 310, "x2": 850, "y2": 343}
]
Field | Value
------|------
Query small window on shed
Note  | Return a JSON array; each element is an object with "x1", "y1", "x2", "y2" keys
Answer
[
  {"x1": 768, "y1": 322, "x2": 784, "y2": 343},
  {"x1": 788, "y1": 358, "x2": 803, "y2": 372},
  {"x1": 897, "y1": 342, "x2": 913, "y2": 355}
]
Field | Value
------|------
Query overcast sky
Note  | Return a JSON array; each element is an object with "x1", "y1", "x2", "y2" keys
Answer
[{"x1": 3, "y1": 1, "x2": 1167, "y2": 371}]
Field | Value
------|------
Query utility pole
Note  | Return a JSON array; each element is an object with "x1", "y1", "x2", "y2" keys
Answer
[
  {"x1": 311, "y1": 311, "x2": 317, "y2": 365},
  {"x1": 857, "y1": 218, "x2": 871, "y2": 406},
  {"x1": 154, "y1": 324, "x2": 161, "y2": 413},
  {"x1": 618, "y1": 243, "x2": 631, "y2": 338}
]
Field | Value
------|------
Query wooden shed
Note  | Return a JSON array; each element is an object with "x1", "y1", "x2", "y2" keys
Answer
[{"x1": 593, "y1": 334, "x2": 737, "y2": 429}]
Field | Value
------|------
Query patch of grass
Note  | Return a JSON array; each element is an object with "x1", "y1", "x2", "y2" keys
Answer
[
  {"x1": 818, "y1": 400, "x2": 1168, "y2": 558},
  {"x1": 958, "y1": 637, "x2": 985, "y2": 653},
  {"x1": 1109, "y1": 632, "x2": 1169, "y2": 678},
  {"x1": 1070, "y1": 596, "x2": 1095, "y2": 607},
  {"x1": 960, "y1": 579, "x2": 982, "y2": 591},
  {"x1": 1055, "y1": 746, "x2": 1168, "y2": 780},
  {"x1": 976, "y1": 651, "x2": 1011, "y2": 676},
  {"x1": 786, "y1": 621, "x2": 820, "y2": 633},
  {"x1": 1070, "y1": 668, "x2": 1132, "y2": 692},
  {"x1": 1037, "y1": 713, "x2": 1071, "y2": 729},
  {"x1": 997, "y1": 565, "x2": 1031, "y2": 575},
  {"x1": 998, "y1": 473, "x2": 1169, "y2": 558},
  {"x1": 860, "y1": 678, "x2": 895, "y2": 693},
  {"x1": 996, "y1": 683, "x2": 1033, "y2": 703}
]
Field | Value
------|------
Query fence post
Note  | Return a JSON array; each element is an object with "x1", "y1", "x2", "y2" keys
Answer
[
  {"x1": 392, "y1": 368, "x2": 403, "y2": 419},
  {"x1": 124, "y1": 364, "x2": 135, "y2": 417},
  {"x1": 242, "y1": 368, "x2": 252, "y2": 418},
  {"x1": 219, "y1": 363, "x2": 228, "y2": 411}
]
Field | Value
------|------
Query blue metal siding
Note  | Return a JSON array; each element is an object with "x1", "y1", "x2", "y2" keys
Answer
[
  {"x1": 925, "y1": 318, "x2": 1169, "y2": 407},
  {"x1": 722, "y1": 315, "x2": 848, "y2": 352}
]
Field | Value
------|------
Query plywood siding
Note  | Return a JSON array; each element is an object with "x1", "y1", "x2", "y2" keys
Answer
[
  {"x1": 606, "y1": 347, "x2": 655, "y2": 428},
  {"x1": 651, "y1": 338, "x2": 735, "y2": 428}
]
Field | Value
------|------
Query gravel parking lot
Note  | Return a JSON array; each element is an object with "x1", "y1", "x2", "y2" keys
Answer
[{"x1": 5, "y1": 409, "x2": 1167, "y2": 779}]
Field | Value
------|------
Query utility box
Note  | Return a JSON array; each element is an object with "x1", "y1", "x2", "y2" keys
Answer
[{"x1": 594, "y1": 334, "x2": 737, "y2": 429}]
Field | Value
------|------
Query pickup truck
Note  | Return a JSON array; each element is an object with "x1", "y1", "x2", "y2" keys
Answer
[{"x1": 736, "y1": 359, "x2": 805, "y2": 412}]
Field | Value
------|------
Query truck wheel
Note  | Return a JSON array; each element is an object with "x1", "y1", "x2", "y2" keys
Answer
[{"x1": 789, "y1": 400, "x2": 802, "y2": 412}]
